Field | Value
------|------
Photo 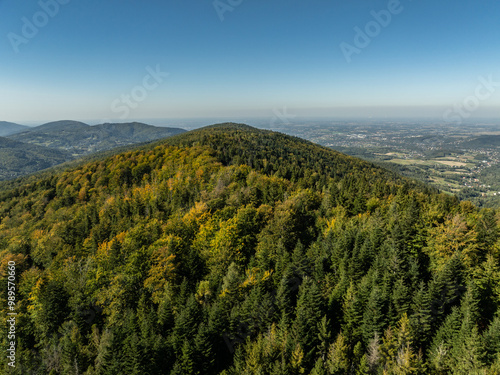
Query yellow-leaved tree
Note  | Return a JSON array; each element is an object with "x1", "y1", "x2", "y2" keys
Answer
[
  {"x1": 426, "y1": 213, "x2": 478, "y2": 271},
  {"x1": 144, "y1": 235, "x2": 179, "y2": 303}
]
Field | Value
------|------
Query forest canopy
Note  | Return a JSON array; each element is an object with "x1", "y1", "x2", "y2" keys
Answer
[{"x1": 0, "y1": 123, "x2": 499, "y2": 374}]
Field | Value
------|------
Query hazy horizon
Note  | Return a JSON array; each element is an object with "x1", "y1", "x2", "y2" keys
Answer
[
  {"x1": 2, "y1": 0, "x2": 499, "y2": 124},
  {"x1": 7, "y1": 112, "x2": 500, "y2": 132}
]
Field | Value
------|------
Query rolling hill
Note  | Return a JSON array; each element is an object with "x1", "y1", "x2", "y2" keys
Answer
[
  {"x1": 0, "y1": 121, "x2": 186, "y2": 181},
  {"x1": 0, "y1": 121, "x2": 29, "y2": 136},
  {"x1": 0, "y1": 137, "x2": 72, "y2": 180},
  {"x1": 7, "y1": 120, "x2": 186, "y2": 156},
  {"x1": 462, "y1": 135, "x2": 500, "y2": 149},
  {"x1": 0, "y1": 123, "x2": 498, "y2": 374}
]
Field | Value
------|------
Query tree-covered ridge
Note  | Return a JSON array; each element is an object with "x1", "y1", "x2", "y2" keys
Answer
[
  {"x1": 0, "y1": 137, "x2": 72, "y2": 180},
  {"x1": 0, "y1": 122, "x2": 28, "y2": 137},
  {"x1": 163, "y1": 123, "x2": 416, "y2": 189},
  {"x1": 0, "y1": 121, "x2": 186, "y2": 181},
  {"x1": 0, "y1": 124, "x2": 499, "y2": 374},
  {"x1": 8, "y1": 121, "x2": 186, "y2": 157}
]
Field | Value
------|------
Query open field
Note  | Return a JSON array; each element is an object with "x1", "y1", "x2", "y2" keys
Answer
[
  {"x1": 277, "y1": 121, "x2": 500, "y2": 207},
  {"x1": 432, "y1": 160, "x2": 468, "y2": 167}
]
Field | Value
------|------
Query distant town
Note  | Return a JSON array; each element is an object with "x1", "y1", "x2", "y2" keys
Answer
[{"x1": 270, "y1": 120, "x2": 500, "y2": 207}]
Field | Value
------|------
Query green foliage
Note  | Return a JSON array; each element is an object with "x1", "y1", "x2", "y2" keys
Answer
[
  {"x1": 0, "y1": 123, "x2": 499, "y2": 374},
  {"x1": 0, "y1": 136, "x2": 72, "y2": 180}
]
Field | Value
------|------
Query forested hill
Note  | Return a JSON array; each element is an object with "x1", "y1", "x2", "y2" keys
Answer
[
  {"x1": 0, "y1": 122, "x2": 29, "y2": 137},
  {"x1": 1, "y1": 123, "x2": 499, "y2": 374},
  {"x1": 7, "y1": 121, "x2": 186, "y2": 157},
  {"x1": 0, "y1": 137, "x2": 72, "y2": 180},
  {"x1": 161, "y1": 123, "x2": 432, "y2": 195}
]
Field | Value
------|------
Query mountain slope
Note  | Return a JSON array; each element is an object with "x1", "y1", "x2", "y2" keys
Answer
[
  {"x1": 8, "y1": 121, "x2": 186, "y2": 156},
  {"x1": 0, "y1": 137, "x2": 72, "y2": 180},
  {"x1": 0, "y1": 124, "x2": 498, "y2": 374},
  {"x1": 163, "y1": 123, "x2": 414, "y2": 188},
  {"x1": 0, "y1": 121, "x2": 29, "y2": 136},
  {"x1": 0, "y1": 121, "x2": 186, "y2": 181}
]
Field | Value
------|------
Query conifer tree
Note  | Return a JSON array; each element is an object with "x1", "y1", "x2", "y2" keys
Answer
[
  {"x1": 409, "y1": 282, "x2": 432, "y2": 351},
  {"x1": 362, "y1": 286, "x2": 385, "y2": 344},
  {"x1": 325, "y1": 332, "x2": 349, "y2": 375},
  {"x1": 293, "y1": 277, "x2": 323, "y2": 366}
]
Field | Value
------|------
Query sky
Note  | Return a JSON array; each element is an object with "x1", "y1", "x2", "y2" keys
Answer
[{"x1": 1, "y1": 0, "x2": 500, "y2": 124}]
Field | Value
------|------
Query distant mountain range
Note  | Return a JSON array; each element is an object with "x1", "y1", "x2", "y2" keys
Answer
[
  {"x1": 0, "y1": 121, "x2": 29, "y2": 136},
  {"x1": 0, "y1": 120, "x2": 186, "y2": 180},
  {"x1": 7, "y1": 120, "x2": 186, "y2": 156}
]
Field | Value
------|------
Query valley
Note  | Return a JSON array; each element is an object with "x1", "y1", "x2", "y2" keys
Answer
[
  {"x1": 0, "y1": 121, "x2": 186, "y2": 180},
  {"x1": 271, "y1": 120, "x2": 500, "y2": 207}
]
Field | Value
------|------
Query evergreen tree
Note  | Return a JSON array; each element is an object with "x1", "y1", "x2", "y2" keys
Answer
[
  {"x1": 409, "y1": 282, "x2": 432, "y2": 351},
  {"x1": 293, "y1": 277, "x2": 323, "y2": 366},
  {"x1": 483, "y1": 314, "x2": 500, "y2": 366},
  {"x1": 325, "y1": 332, "x2": 349, "y2": 375},
  {"x1": 362, "y1": 286, "x2": 385, "y2": 344}
]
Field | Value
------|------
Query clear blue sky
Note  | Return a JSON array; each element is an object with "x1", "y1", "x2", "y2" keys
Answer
[{"x1": 1, "y1": 0, "x2": 500, "y2": 124}]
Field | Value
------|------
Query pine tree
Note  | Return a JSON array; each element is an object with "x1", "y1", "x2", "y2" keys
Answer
[
  {"x1": 194, "y1": 323, "x2": 215, "y2": 372},
  {"x1": 293, "y1": 277, "x2": 323, "y2": 367},
  {"x1": 220, "y1": 262, "x2": 242, "y2": 298},
  {"x1": 428, "y1": 255, "x2": 466, "y2": 328},
  {"x1": 325, "y1": 332, "x2": 349, "y2": 375},
  {"x1": 122, "y1": 332, "x2": 142, "y2": 375},
  {"x1": 179, "y1": 340, "x2": 196, "y2": 375},
  {"x1": 94, "y1": 328, "x2": 123, "y2": 375},
  {"x1": 390, "y1": 277, "x2": 410, "y2": 325},
  {"x1": 483, "y1": 314, "x2": 500, "y2": 366},
  {"x1": 172, "y1": 295, "x2": 202, "y2": 352},
  {"x1": 316, "y1": 315, "x2": 331, "y2": 363},
  {"x1": 276, "y1": 267, "x2": 301, "y2": 327},
  {"x1": 310, "y1": 358, "x2": 326, "y2": 375},
  {"x1": 474, "y1": 254, "x2": 500, "y2": 325},
  {"x1": 342, "y1": 282, "x2": 364, "y2": 344},
  {"x1": 447, "y1": 283, "x2": 486, "y2": 373},
  {"x1": 450, "y1": 325, "x2": 485, "y2": 374},
  {"x1": 362, "y1": 286, "x2": 385, "y2": 344},
  {"x1": 356, "y1": 354, "x2": 370, "y2": 375},
  {"x1": 376, "y1": 314, "x2": 418, "y2": 373},
  {"x1": 428, "y1": 307, "x2": 462, "y2": 374}
]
